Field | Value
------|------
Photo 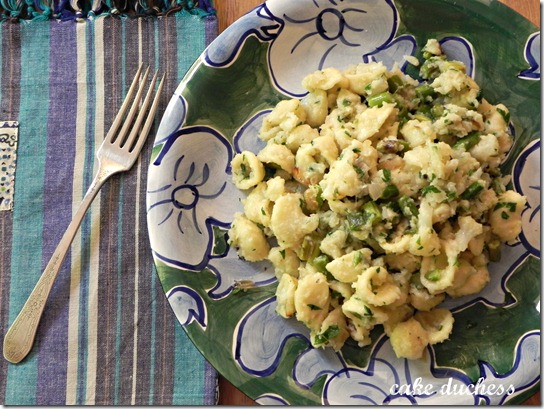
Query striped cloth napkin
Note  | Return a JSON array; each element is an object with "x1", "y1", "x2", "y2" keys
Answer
[{"x1": 0, "y1": 1, "x2": 218, "y2": 405}]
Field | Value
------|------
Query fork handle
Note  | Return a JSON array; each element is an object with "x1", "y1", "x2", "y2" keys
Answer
[{"x1": 3, "y1": 167, "x2": 113, "y2": 364}]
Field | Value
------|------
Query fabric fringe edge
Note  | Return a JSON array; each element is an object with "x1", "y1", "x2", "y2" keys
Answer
[{"x1": 0, "y1": 0, "x2": 215, "y2": 22}]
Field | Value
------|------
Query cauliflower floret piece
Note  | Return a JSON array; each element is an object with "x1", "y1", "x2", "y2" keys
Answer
[
  {"x1": 354, "y1": 103, "x2": 397, "y2": 142},
  {"x1": 400, "y1": 119, "x2": 437, "y2": 148},
  {"x1": 431, "y1": 202, "x2": 456, "y2": 224},
  {"x1": 344, "y1": 61, "x2": 388, "y2": 95},
  {"x1": 423, "y1": 38, "x2": 442, "y2": 56},
  {"x1": 430, "y1": 63, "x2": 481, "y2": 108},
  {"x1": 319, "y1": 209, "x2": 344, "y2": 230},
  {"x1": 319, "y1": 107, "x2": 360, "y2": 151},
  {"x1": 433, "y1": 104, "x2": 484, "y2": 138},
  {"x1": 260, "y1": 99, "x2": 307, "y2": 142},
  {"x1": 336, "y1": 88, "x2": 363, "y2": 116},
  {"x1": 270, "y1": 193, "x2": 319, "y2": 248},
  {"x1": 319, "y1": 140, "x2": 376, "y2": 201},
  {"x1": 469, "y1": 133, "x2": 500, "y2": 164},
  {"x1": 447, "y1": 151, "x2": 482, "y2": 194},
  {"x1": 229, "y1": 213, "x2": 270, "y2": 262},
  {"x1": 446, "y1": 216, "x2": 483, "y2": 256},
  {"x1": 480, "y1": 101, "x2": 510, "y2": 134},
  {"x1": 302, "y1": 67, "x2": 348, "y2": 92},
  {"x1": 403, "y1": 141, "x2": 454, "y2": 180},
  {"x1": 489, "y1": 190, "x2": 526, "y2": 241},
  {"x1": 320, "y1": 156, "x2": 363, "y2": 200},
  {"x1": 409, "y1": 198, "x2": 441, "y2": 257},
  {"x1": 431, "y1": 69, "x2": 470, "y2": 95}
]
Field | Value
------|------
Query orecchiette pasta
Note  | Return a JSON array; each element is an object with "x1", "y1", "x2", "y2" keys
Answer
[
  {"x1": 229, "y1": 213, "x2": 270, "y2": 262},
  {"x1": 353, "y1": 266, "x2": 402, "y2": 307},
  {"x1": 270, "y1": 193, "x2": 319, "y2": 248},
  {"x1": 389, "y1": 318, "x2": 429, "y2": 360},
  {"x1": 257, "y1": 143, "x2": 296, "y2": 174},
  {"x1": 326, "y1": 249, "x2": 372, "y2": 283},
  {"x1": 490, "y1": 190, "x2": 526, "y2": 241},
  {"x1": 301, "y1": 89, "x2": 328, "y2": 128},
  {"x1": 294, "y1": 272, "x2": 331, "y2": 332},
  {"x1": 268, "y1": 247, "x2": 300, "y2": 279},
  {"x1": 414, "y1": 309, "x2": 454, "y2": 345},
  {"x1": 276, "y1": 274, "x2": 298, "y2": 319},
  {"x1": 312, "y1": 307, "x2": 350, "y2": 352},
  {"x1": 242, "y1": 182, "x2": 272, "y2": 227},
  {"x1": 229, "y1": 39, "x2": 526, "y2": 360},
  {"x1": 231, "y1": 151, "x2": 265, "y2": 190}
]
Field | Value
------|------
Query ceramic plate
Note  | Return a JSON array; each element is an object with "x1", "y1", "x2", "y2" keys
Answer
[{"x1": 146, "y1": 0, "x2": 540, "y2": 404}]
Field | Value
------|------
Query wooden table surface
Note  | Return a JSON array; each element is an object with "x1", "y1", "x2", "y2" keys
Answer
[{"x1": 214, "y1": 0, "x2": 541, "y2": 406}]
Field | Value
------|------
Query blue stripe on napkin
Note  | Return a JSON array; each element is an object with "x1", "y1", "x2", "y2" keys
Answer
[{"x1": 0, "y1": 7, "x2": 218, "y2": 405}]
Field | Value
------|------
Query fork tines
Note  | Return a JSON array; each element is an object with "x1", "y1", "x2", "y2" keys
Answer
[{"x1": 107, "y1": 65, "x2": 165, "y2": 153}]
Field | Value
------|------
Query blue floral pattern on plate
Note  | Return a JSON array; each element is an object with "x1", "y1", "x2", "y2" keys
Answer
[
  {"x1": 518, "y1": 32, "x2": 540, "y2": 80},
  {"x1": 234, "y1": 295, "x2": 540, "y2": 404}
]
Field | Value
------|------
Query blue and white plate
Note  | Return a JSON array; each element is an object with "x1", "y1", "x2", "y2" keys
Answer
[{"x1": 146, "y1": 0, "x2": 540, "y2": 404}]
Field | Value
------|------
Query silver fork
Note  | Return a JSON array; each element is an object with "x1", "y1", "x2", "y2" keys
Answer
[{"x1": 3, "y1": 65, "x2": 164, "y2": 364}]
